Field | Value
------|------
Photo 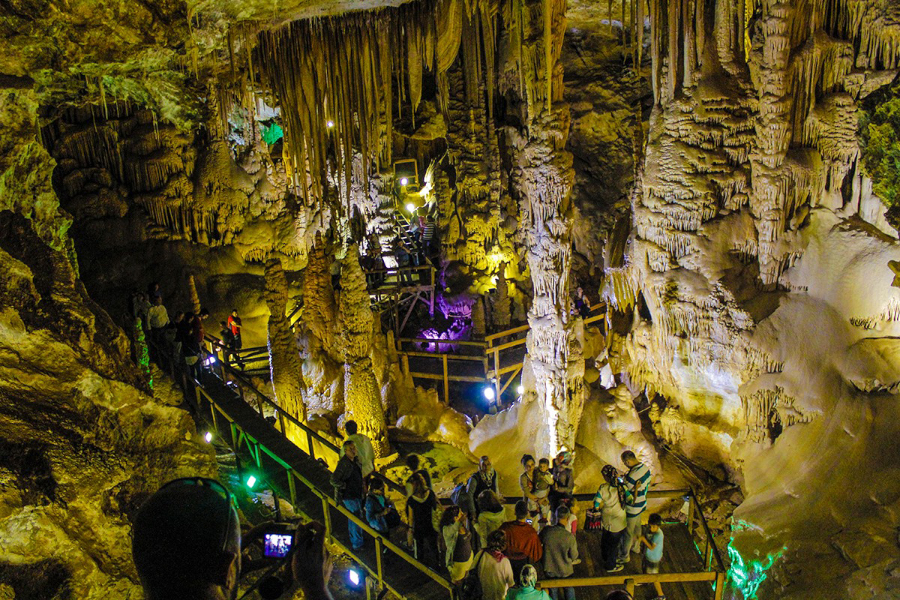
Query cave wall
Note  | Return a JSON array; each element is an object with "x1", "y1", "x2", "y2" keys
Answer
[{"x1": 604, "y1": 0, "x2": 900, "y2": 596}]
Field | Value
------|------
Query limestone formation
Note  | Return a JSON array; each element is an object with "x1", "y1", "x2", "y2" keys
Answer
[
  {"x1": 264, "y1": 257, "x2": 307, "y2": 439},
  {"x1": 337, "y1": 245, "x2": 389, "y2": 456}
]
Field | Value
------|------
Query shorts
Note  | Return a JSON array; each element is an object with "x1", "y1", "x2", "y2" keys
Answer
[{"x1": 643, "y1": 557, "x2": 660, "y2": 574}]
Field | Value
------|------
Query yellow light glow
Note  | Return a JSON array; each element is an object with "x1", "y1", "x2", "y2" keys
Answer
[
  {"x1": 405, "y1": 202, "x2": 416, "y2": 212},
  {"x1": 400, "y1": 177, "x2": 409, "y2": 186}
]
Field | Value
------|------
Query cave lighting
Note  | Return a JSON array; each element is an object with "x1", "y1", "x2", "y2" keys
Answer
[
  {"x1": 483, "y1": 387, "x2": 496, "y2": 401},
  {"x1": 246, "y1": 475, "x2": 257, "y2": 489},
  {"x1": 326, "y1": 120, "x2": 335, "y2": 128},
  {"x1": 204, "y1": 355, "x2": 217, "y2": 366},
  {"x1": 400, "y1": 177, "x2": 409, "y2": 186},
  {"x1": 347, "y1": 567, "x2": 364, "y2": 588},
  {"x1": 405, "y1": 202, "x2": 415, "y2": 212},
  {"x1": 204, "y1": 431, "x2": 213, "y2": 443},
  {"x1": 517, "y1": 385, "x2": 525, "y2": 396}
]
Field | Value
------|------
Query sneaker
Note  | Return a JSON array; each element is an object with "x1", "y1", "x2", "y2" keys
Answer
[{"x1": 608, "y1": 564, "x2": 625, "y2": 573}]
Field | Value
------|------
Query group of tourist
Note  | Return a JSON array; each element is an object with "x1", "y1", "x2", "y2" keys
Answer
[
  {"x1": 128, "y1": 282, "x2": 246, "y2": 378},
  {"x1": 331, "y1": 431, "x2": 665, "y2": 600}
]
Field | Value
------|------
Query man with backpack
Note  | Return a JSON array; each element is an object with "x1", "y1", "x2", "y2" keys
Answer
[{"x1": 619, "y1": 451, "x2": 652, "y2": 566}]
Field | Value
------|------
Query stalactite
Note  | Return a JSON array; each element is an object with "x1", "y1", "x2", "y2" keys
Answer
[
  {"x1": 264, "y1": 258, "x2": 308, "y2": 444},
  {"x1": 302, "y1": 236, "x2": 336, "y2": 351}
]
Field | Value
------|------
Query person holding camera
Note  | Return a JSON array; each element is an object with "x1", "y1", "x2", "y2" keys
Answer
[
  {"x1": 499, "y1": 500, "x2": 543, "y2": 583},
  {"x1": 592, "y1": 465, "x2": 628, "y2": 572},
  {"x1": 132, "y1": 478, "x2": 335, "y2": 600},
  {"x1": 365, "y1": 478, "x2": 401, "y2": 536}
]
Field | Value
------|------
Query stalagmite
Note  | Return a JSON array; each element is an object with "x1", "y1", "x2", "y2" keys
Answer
[
  {"x1": 188, "y1": 274, "x2": 201, "y2": 314},
  {"x1": 264, "y1": 258, "x2": 307, "y2": 444},
  {"x1": 506, "y1": 0, "x2": 583, "y2": 456},
  {"x1": 338, "y1": 245, "x2": 389, "y2": 456}
]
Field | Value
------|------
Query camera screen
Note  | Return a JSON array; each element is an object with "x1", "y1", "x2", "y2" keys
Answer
[{"x1": 263, "y1": 533, "x2": 293, "y2": 558}]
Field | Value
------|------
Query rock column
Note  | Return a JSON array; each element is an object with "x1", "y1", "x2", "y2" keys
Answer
[
  {"x1": 338, "y1": 245, "x2": 389, "y2": 456},
  {"x1": 506, "y1": 0, "x2": 583, "y2": 456},
  {"x1": 264, "y1": 257, "x2": 307, "y2": 443}
]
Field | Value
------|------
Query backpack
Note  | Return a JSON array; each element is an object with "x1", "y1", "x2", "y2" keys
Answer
[{"x1": 458, "y1": 551, "x2": 485, "y2": 600}]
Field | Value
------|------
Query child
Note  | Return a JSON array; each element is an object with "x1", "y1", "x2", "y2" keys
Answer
[
  {"x1": 533, "y1": 458, "x2": 553, "y2": 524},
  {"x1": 639, "y1": 513, "x2": 665, "y2": 600}
]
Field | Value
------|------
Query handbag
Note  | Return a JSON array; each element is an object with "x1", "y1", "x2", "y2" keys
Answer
[
  {"x1": 459, "y1": 551, "x2": 485, "y2": 600},
  {"x1": 584, "y1": 509, "x2": 603, "y2": 531}
]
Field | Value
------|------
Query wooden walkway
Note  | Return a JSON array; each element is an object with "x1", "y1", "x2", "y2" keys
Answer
[
  {"x1": 160, "y1": 357, "x2": 454, "y2": 600},
  {"x1": 570, "y1": 524, "x2": 714, "y2": 600},
  {"x1": 150, "y1": 336, "x2": 725, "y2": 600}
]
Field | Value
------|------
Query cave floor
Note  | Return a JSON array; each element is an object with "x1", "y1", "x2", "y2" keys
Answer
[{"x1": 572, "y1": 523, "x2": 715, "y2": 600}]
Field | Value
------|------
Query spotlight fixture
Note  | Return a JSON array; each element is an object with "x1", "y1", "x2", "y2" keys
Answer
[
  {"x1": 400, "y1": 177, "x2": 409, "y2": 186},
  {"x1": 483, "y1": 387, "x2": 496, "y2": 401},
  {"x1": 246, "y1": 475, "x2": 257, "y2": 489},
  {"x1": 348, "y1": 567, "x2": 365, "y2": 588},
  {"x1": 517, "y1": 385, "x2": 525, "y2": 396},
  {"x1": 405, "y1": 202, "x2": 415, "y2": 213},
  {"x1": 326, "y1": 120, "x2": 335, "y2": 128},
  {"x1": 204, "y1": 431, "x2": 213, "y2": 443}
]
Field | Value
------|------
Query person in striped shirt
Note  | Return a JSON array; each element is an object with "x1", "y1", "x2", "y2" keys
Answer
[{"x1": 617, "y1": 450, "x2": 651, "y2": 565}]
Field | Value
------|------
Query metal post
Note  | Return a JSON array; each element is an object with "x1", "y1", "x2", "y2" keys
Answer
[
  {"x1": 705, "y1": 541, "x2": 713, "y2": 570},
  {"x1": 375, "y1": 537, "x2": 384, "y2": 588},
  {"x1": 442, "y1": 354, "x2": 449, "y2": 404},
  {"x1": 714, "y1": 571, "x2": 726, "y2": 600},
  {"x1": 625, "y1": 578, "x2": 635, "y2": 596},
  {"x1": 288, "y1": 470, "x2": 297, "y2": 505},
  {"x1": 493, "y1": 348, "x2": 501, "y2": 402},
  {"x1": 278, "y1": 410, "x2": 287, "y2": 437},
  {"x1": 307, "y1": 430, "x2": 316, "y2": 459},
  {"x1": 321, "y1": 496, "x2": 332, "y2": 539},
  {"x1": 687, "y1": 493, "x2": 696, "y2": 538}
]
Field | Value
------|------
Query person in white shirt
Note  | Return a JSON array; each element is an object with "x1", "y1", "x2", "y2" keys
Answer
[
  {"x1": 475, "y1": 530, "x2": 516, "y2": 600},
  {"x1": 344, "y1": 420, "x2": 375, "y2": 478},
  {"x1": 147, "y1": 295, "x2": 170, "y2": 358},
  {"x1": 593, "y1": 465, "x2": 627, "y2": 573}
]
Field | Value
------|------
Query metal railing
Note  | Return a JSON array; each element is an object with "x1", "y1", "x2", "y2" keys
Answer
[
  {"x1": 538, "y1": 488, "x2": 727, "y2": 600},
  {"x1": 149, "y1": 339, "x2": 454, "y2": 600},
  {"x1": 395, "y1": 303, "x2": 608, "y2": 404}
]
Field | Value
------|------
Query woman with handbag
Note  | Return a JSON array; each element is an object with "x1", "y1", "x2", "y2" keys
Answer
[
  {"x1": 441, "y1": 505, "x2": 474, "y2": 585},
  {"x1": 474, "y1": 530, "x2": 516, "y2": 600},
  {"x1": 593, "y1": 465, "x2": 628, "y2": 572}
]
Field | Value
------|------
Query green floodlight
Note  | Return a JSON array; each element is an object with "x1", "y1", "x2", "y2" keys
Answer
[{"x1": 246, "y1": 475, "x2": 257, "y2": 489}]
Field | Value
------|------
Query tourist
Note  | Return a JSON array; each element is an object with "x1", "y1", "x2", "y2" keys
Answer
[
  {"x1": 572, "y1": 286, "x2": 590, "y2": 318},
  {"x1": 475, "y1": 490, "x2": 507, "y2": 545},
  {"x1": 405, "y1": 453, "x2": 433, "y2": 494},
  {"x1": 639, "y1": 513, "x2": 665, "y2": 600},
  {"x1": 451, "y1": 480, "x2": 477, "y2": 523},
  {"x1": 406, "y1": 473, "x2": 440, "y2": 568},
  {"x1": 550, "y1": 451, "x2": 575, "y2": 513},
  {"x1": 533, "y1": 458, "x2": 553, "y2": 525},
  {"x1": 133, "y1": 478, "x2": 336, "y2": 600},
  {"x1": 226, "y1": 309, "x2": 244, "y2": 369},
  {"x1": 519, "y1": 455, "x2": 540, "y2": 526},
  {"x1": 440, "y1": 506, "x2": 474, "y2": 585},
  {"x1": 330, "y1": 440, "x2": 366, "y2": 550},
  {"x1": 365, "y1": 478, "x2": 400, "y2": 536},
  {"x1": 467, "y1": 456, "x2": 501, "y2": 515},
  {"x1": 505, "y1": 564, "x2": 549, "y2": 600},
  {"x1": 218, "y1": 321, "x2": 234, "y2": 365},
  {"x1": 474, "y1": 530, "x2": 516, "y2": 600},
  {"x1": 619, "y1": 451, "x2": 651, "y2": 565},
  {"x1": 133, "y1": 291, "x2": 151, "y2": 329},
  {"x1": 344, "y1": 420, "x2": 375, "y2": 479},
  {"x1": 540, "y1": 506, "x2": 579, "y2": 600},
  {"x1": 499, "y1": 500, "x2": 543, "y2": 582},
  {"x1": 593, "y1": 465, "x2": 627, "y2": 572},
  {"x1": 147, "y1": 295, "x2": 170, "y2": 359},
  {"x1": 147, "y1": 281, "x2": 162, "y2": 302}
]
